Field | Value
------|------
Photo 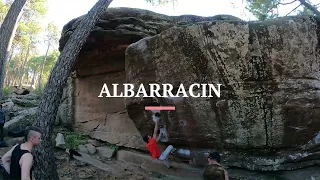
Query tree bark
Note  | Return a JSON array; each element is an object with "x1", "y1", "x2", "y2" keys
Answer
[
  {"x1": 30, "y1": 66, "x2": 37, "y2": 89},
  {"x1": 5, "y1": 46, "x2": 15, "y2": 85},
  {"x1": 0, "y1": 0, "x2": 26, "y2": 99},
  {"x1": 31, "y1": 0, "x2": 113, "y2": 179},
  {"x1": 4, "y1": 49, "x2": 14, "y2": 86},
  {"x1": 19, "y1": 43, "x2": 30, "y2": 88},
  {"x1": 38, "y1": 42, "x2": 50, "y2": 89},
  {"x1": 299, "y1": 0, "x2": 320, "y2": 16}
]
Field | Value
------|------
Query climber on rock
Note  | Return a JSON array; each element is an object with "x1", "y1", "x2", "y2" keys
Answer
[{"x1": 142, "y1": 112, "x2": 176, "y2": 169}]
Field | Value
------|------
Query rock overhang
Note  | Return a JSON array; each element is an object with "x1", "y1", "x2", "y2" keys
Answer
[
  {"x1": 59, "y1": 7, "x2": 320, "y2": 170},
  {"x1": 125, "y1": 14, "x2": 320, "y2": 148},
  {"x1": 58, "y1": 7, "x2": 244, "y2": 54}
]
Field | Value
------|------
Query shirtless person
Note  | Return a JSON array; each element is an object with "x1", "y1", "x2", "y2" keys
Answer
[{"x1": 1, "y1": 126, "x2": 42, "y2": 180}]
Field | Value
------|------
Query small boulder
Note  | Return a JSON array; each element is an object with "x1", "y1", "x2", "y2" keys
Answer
[
  {"x1": 55, "y1": 133, "x2": 67, "y2": 149},
  {"x1": 78, "y1": 144, "x2": 89, "y2": 154},
  {"x1": 87, "y1": 139, "x2": 100, "y2": 147},
  {"x1": 84, "y1": 143, "x2": 96, "y2": 155},
  {"x1": 1, "y1": 100, "x2": 14, "y2": 111},
  {"x1": 4, "y1": 114, "x2": 36, "y2": 133},
  {"x1": 96, "y1": 146, "x2": 116, "y2": 158},
  {"x1": 11, "y1": 98, "x2": 38, "y2": 107},
  {"x1": 6, "y1": 137, "x2": 24, "y2": 146},
  {"x1": 14, "y1": 88, "x2": 30, "y2": 95},
  {"x1": 21, "y1": 93, "x2": 39, "y2": 100}
]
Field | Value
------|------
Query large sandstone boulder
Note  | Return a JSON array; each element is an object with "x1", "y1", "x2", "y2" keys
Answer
[
  {"x1": 125, "y1": 16, "x2": 320, "y2": 171},
  {"x1": 60, "y1": 7, "x2": 320, "y2": 174},
  {"x1": 58, "y1": 8, "x2": 240, "y2": 151}
]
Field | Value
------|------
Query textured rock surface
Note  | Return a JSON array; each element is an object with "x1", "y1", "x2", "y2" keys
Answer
[
  {"x1": 59, "y1": 8, "x2": 241, "y2": 150},
  {"x1": 125, "y1": 16, "x2": 320, "y2": 170},
  {"x1": 60, "y1": 7, "x2": 320, "y2": 174},
  {"x1": 56, "y1": 76, "x2": 74, "y2": 127},
  {"x1": 96, "y1": 146, "x2": 116, "y2": 158}
]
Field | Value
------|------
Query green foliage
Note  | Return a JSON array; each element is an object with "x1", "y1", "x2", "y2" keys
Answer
[
  {"x1": 2, "y1": 86, "x2": 14, "y2": 98},
  {"x1": 28, "y1": 55, "x2": 43, "y2": 71},
  {"x1": 297, "y1": 5, "x2": 315, "y2": 15},
  {"x1": 246, "y1": 0, "x2": 280, "y2": 20},
  {"x1": 65, "y1": 132, "x2": 89, "y2": 149},
  {"x1": 1, "y1": 0, "x2": 57, "y2": 93},
  {"x1": 145, "y1": 0, "x2": 177, "y2": 6},
  {"x1": 32, "y1": 86, "x2": 44, "y2": 96},
  {"x1": 46, "y1": 22, "x2": 60, "y2": 43},
  {"x1": 0, "y1": 0, "x2": 10, "y2": 24},
  {"x1": 245, "y1": 0, "x2": 318, "y2": 20},
  {"x1": 106, "y1": 142, "x2": 119, "y2": 151},
  {"x1": 22, "y1": 0, "x2": 48, "y2": 20},
  {"x1": 16, "y1": 20, "x2": 43, "y2": 46},
  {"x1": 11, "y1": 0, "x2": 48, "y2": 51},
  {"x1": 41, "y1": 50, "x2": 59, "y2": 85}
]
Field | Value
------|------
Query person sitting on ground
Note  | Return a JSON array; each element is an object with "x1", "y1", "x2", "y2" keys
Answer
[
  {"x1": 142, "y1": 113, "x2": 176, "y2": 169},
  {"x1": 1, "y1": 126, "x2": 42, "y2": 180},
  {"x1": 203, "y1": 152, "x2": 229, "y2": 180}
]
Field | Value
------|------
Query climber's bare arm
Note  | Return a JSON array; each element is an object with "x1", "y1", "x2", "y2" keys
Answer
[
  {"x1": 2, "y1": 144, "x2": 18, "y2": 173},
  {"x1": 156, "y1": 130, "x2": 162, "y2": 142},
  {"x1": 153, "y1": 121, "x2": 159, "y2": 139}
]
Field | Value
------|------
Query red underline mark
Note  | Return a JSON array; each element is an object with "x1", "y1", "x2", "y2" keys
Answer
[{"x1": 145, "y1": 106, "x2": 176, "y2": 110}]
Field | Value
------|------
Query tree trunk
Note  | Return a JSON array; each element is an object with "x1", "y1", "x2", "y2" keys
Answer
[
  {"x1": 7, "y1": 75, "x2": 12, "y2": 87},
  {"x1": 299, "y1": 0, "x2": 320, "y2": 16},
  {"x1": 32, "y1": 0, "x2": 113, "y2": 179},
  {"x1": 25, "y1": 64, "x2": 30, "y2": 84},
  {"x1": 5, "y1": 46, "x2": 15, "y2": 85},
  {"x1": 19, "y1": 43, "x2": 30, "y2": 88},
  {"x1": 30, "y1": 67, "x2": 37, "y2": 89},
  {"x1": 38, "y1": 42, "x2": 50, "y2": 90},
  {"x1": 0, "y1": 0, "x2": 27, "y2": 99}
]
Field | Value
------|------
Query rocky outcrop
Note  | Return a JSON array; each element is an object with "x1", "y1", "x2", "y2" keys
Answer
[
  {"x1": 55, "y1": 76, "x2": 74, "y2": 127},
  {"x1": 59, "y1": 8, "x2": 242, "y2": 150},
  {"x1": 1, "y1": 93, "x2": 39, "y2": 135},
  {"x1": 13, "y1": 87, "x2": 30, "y2": 95},
  {"x1": 125, "y1": 16, "x2": 320, "y2": 171},
  {"x1": 59, "y1": 7, "x2": 320, "y2": 176}
]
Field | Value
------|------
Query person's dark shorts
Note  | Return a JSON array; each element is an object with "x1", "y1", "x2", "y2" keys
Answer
[{"x1": 0, "y1": 162, "x2": 10, "y2": 180}]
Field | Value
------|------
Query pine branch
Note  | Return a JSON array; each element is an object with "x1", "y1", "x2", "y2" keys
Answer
[
  {"x1": 298, "y1": 0, "x2": 320, "y2": 16},
  {"x1": 285, "y1": 3, "x2": 302, "y2": 16},
  {"x1": 279, "y1": 0, "x2": 297, "y2": 5}
]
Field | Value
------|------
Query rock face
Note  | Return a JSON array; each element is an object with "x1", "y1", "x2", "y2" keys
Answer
[
  {"x1": 125, "y1": 16, "x2": 320, "y2": 170},
  {"x1": 56, "y1": 76, "x2": 74, "y2": 127},
  {"x1": 60, "y1": 7, "x2": 320, "y2": 173},
  {"x1": 59, "y1": 8, "x2": 240, "y2": 150}
]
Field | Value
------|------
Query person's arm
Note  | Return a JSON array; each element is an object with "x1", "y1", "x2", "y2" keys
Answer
[
  {"x1": 156, "y1": 130, "x2": 162, "y2": 142},
  {"x1": 2, "y1": 145, "x2": 18, "y2": 173},
  {"x1": 152, "y1": 121, "x2": 159, "y2": 139},
  {"x1": 20, "y1": 153, "x2": 33, "y2": 180},
  {"x1": 224, "y1": 169, "x2": 229, "y2": 180}
]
